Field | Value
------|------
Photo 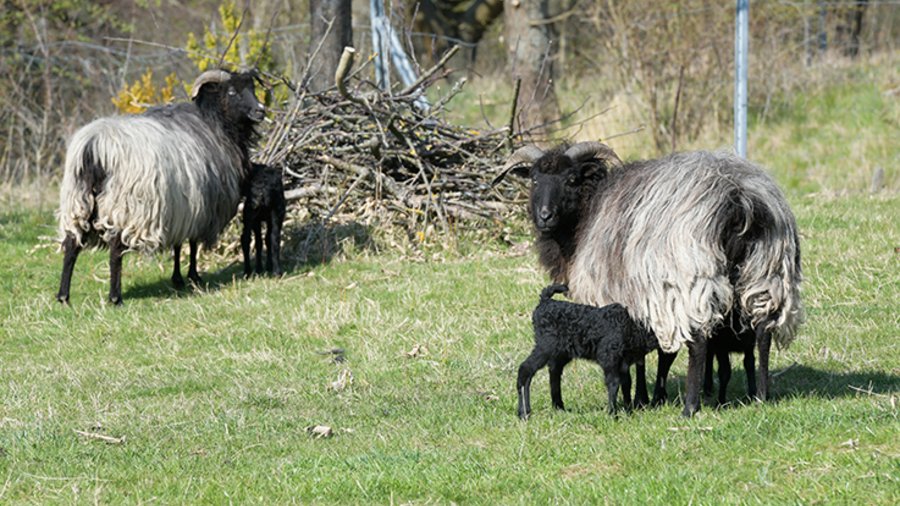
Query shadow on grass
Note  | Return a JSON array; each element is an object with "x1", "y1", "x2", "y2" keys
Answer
[
  {"x1": 123, "y1": 220, "x2": 373, "y2": 301},
  {"x1": 280, "y1": 220, "x2": 374, "y2": 270},
  {"x1": 655, "y1": 364, "x2": 900, "y2": 409},
  {"x1": 773, "y1": 364, "x2": 900, "y2": 399},
  {"x1": 123, "y1": 262, "x2": 245, "y2": 301}
]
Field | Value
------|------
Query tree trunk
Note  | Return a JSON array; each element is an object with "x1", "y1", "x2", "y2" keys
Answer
[
  {"x1": 308, "y1": 0, "x2": 353, "y2": 92},
  {"x1": 504, "y1": 0, "x2": 560, "y2": 134}
]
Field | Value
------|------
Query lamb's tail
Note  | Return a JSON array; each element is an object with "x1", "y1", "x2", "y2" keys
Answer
[
  {"x1": 540, "y1": 284, "x2": 569, "y2": 302},
  {"x1": 731, "y1": 180, "x2": 805, "y2": 349},
  {"x1": 58, "y1": 127, "x2": 106, "y2": 247}
]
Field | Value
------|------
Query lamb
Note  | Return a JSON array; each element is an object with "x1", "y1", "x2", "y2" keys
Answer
[
  {"x1": 517, "y1": 284, "x2": 659, "y2": 419},
  {"x1": 56, "y1": 69, "x2": 265, "y2": 305},
  {"x1": 494, "y1": 143, "x2": 803, "y2": 417},
  {"x1": 241, "y1": 162, "x2": 286, "y2": 278},
  {"x1": 704, "y1": 312, "x2": 757, "y2": 405}
]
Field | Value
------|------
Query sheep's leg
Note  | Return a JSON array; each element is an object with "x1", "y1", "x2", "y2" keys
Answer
[
  {"x1": 633, "y1": 358, "x2": 649, "y2": 408},
  {"x1": 267, "y1": 210, "x2": 283, "y2": 276},
  {"x1": 108, "y1": 232, "x2": 125, "y2": 306},
  {"x1": 171, "y1": 243, "x2": 185, "y2": 289},
  {"x1": 604, "y1": 369, "x2": 621, "y2": 415},
  {"x1": 517, "y1": 350, "x2": 550, "y2": 420},
  {"x1": 253, "y1": 222, "x2": 264, "y2": 274},
  {"x1": 241, "y1": 220, "x2": 253, "y2": 278},
  {"x1": 716, "y1": 346, "x2": 732, "y2": 405},
  {"x1": 548, "y1": 356, "x2": 571, "y2": 411},
  {"x1": 620, "y1": 365, "x2": 633, "y2": 412},
  {"x1": 57, "y1": 234, "x2": 82, "y2": 304},
  {"x1": 756, "y1": 326, "x2": 771, "y2": 402},
  {"x1": 652, "y1": 350, "x2": 677, "y2": 406},
  {"x1": 703, "y1": 342, "x2": 716, "y2": 397},
  {"x1": 682, "y1": 338, "x2": 707, "y2": 417},
  {"x1": 187, "y1": 240, "x2": 202, "y2": 285},
  {"x1": 743, "y1": 346, "x2": 757, "y2": 400}
]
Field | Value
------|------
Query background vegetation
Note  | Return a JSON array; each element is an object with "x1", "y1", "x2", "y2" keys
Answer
[{"x1": 0, "y1": 0, "x2": 897, "y2": 503}]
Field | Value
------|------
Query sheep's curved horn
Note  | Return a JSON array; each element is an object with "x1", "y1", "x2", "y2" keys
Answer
[
  {"x1": 491, "y1": 145, "x2": 545, "y2": 187},
  {"x1": 190, "y1": 70, "x2": 232, "y2": 99},
  {"x1": 564, "y1": 141, "x2": 622, "y2": 168}
]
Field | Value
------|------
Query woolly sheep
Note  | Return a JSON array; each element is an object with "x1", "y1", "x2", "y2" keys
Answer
[
  {"x1": 495, "y1": 143, "x2": 803, "y2": 416},
  {"x1": 56, "y1": 69, "x2": 265, "y2": 305}
]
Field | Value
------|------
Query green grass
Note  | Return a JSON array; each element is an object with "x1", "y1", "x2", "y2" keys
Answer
[
  {"x1": 0, "y1": 189, "x2": 898, "y2": 503},
  {"x1": 2, "y1": 58, "x2": 899, "y2": 503}
]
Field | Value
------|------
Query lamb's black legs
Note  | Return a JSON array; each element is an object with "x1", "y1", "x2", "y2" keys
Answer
[
  {"x1": 548, "y1": 357, "x2": 571, "y2": 411},
  {"x1": 253, "y1": 222, "x2": 264, "y2": 274},
  {"x1": 57, "y1": 234, "x2": 82, "y2": 304},
  {"x1": 619, "y1": 365, "x2": 632, "y2": 411},
  {"x1": 172, "y1": 243, "x2": 185, "y2": 289},
  {"x1": 604, "y1": 370, "x2": 622, "y2": 415},
  {"x1": 108, "y1": 232, "x2": 125, "y2": 305},
  {"x1": 652, "y1": 350, "x2": 677, "y2": 406},
  {"x1": 516, "y1": 351, "x2": 552, "y2": 420},
  {"x1": 241, "y1": 221, "x2": 253, "y2": 278},
  {"x1": 267, "y1": 210, "x2": 283, "y2": 276},
  {"x1": 756, "y1": 327, "x2": 771, "y2": 401},
  {"x1": 683, "y1": 338, "x2": 708, "y2": 417},
  {"x1": 633, "y1": 359, "x2": 649, "y2": 408}
]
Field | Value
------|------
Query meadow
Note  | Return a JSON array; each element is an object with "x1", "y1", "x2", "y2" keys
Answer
[{"x1": 1, "y1": 62, "x2": 898, "y2": 503}]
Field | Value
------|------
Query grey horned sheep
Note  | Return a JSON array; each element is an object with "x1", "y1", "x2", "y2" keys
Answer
[
  {"x1": 495, "y1": 143, "x2": 803, "y2": 417},
  {"x1": 56, "y1": 69, "x2": 265, "y2": 305}
]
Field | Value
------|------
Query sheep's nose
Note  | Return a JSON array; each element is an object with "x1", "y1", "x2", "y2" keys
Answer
[{"x1": 538, "y1": 207, "x2": 553, "y2": 221}]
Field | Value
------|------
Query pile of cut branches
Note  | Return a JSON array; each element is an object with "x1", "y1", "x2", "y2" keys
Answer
[{"x1": 253, "y1": 46, "x2": 528, "y2": 256}]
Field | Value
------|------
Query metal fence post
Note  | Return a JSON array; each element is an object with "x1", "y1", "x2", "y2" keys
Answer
[{"x1": 735, "y1": 0, "x2": 749, "y2": 158}]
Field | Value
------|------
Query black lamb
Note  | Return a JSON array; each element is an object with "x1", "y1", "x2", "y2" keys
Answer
[
  {"x1": 704, "y1": 311, "x2": 757, "y2": 405},
  {"x1": 516, "y1": 284, "x2": 659, "y2": 419},
  {"x1": 241, "y1": 163, "x2": 286, "y2": 278}
]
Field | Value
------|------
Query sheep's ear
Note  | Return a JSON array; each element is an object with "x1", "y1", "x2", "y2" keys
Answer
[{"x1": 579, "y1": 159, "x2": 609, "y2": 180}]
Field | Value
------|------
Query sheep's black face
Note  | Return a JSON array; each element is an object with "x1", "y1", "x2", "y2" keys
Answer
[
  {"x1": 529, "y1": 153, "x2": 583, "y2": 233},
  {"x1": 222, "y1": 73, "x2": 266, "y2": 124}
]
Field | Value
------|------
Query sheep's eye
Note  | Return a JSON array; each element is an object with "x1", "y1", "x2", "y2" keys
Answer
[
  {"x1": 567, "y1": 175, "x2": 578, "y2": 185},
  {"x1": 227, "y1": 88, "x2": 237, "y2": 96}
]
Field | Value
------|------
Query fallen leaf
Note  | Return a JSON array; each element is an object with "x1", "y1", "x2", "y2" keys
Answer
[
  {"x1": 330, "y1": 369, "x2": 354, "y2": 391},
  {"x1": 307, "y1": 425, "x2": 333, "y2": 438},
  {"x1": 840, "y1": 438, "x2": 858, "y2": 449},
  {"x1": 404, "y1": 344, "x2": 428, "y2": 358}
]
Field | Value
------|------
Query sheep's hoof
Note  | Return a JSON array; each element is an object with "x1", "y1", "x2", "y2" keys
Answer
[
  {"x1": 108, "y1": 296, "x2": 123, "y2": 306},
  {"x1": 681, "y1": 405, "x2": 700, "y2": 418},
  {"x1": 518, "y1": 410, "x2": 530, "y2": 421},
  {"x1": 56, "y1": 293, "x2": 70, "y2": 305},
  {"x1": 188, "y1": 274, "x2": 203, "y2": 286},
  {"x1": 172, "y1": 276, "x2": 186, "y2": 289}
]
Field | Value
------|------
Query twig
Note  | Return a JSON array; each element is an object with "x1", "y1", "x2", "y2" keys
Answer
[
  {"x1": 74, "y1": 430, "x2": 125, "y2": 445},
  {"x1": 507, "y1": 78, "x2": 522, "y2": 150},
  {"x1": 399, "y1": 45, "x2": 460, "y2": 96},
  {"x1": 771, "y1": 361, "x2": 799, "y2": 379}
]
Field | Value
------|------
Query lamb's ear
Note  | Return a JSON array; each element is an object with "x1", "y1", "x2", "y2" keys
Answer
[{"x1": 492, "y1": 145, "x2": 545, "y2": 186}]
